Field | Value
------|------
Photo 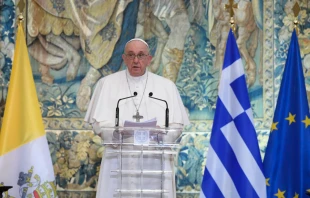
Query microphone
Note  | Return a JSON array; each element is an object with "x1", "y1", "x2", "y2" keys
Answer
[
  {"x1": 148, "y1": 92, "x2": 169, "y2": 128},
  {"x1": 115, "y1": 92, "x2": 138, "y2": 126}
]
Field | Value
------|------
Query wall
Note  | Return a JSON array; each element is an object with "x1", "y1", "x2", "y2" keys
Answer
[{"x1": 0, "y1": 0, "x2": 309, "y2": 197}]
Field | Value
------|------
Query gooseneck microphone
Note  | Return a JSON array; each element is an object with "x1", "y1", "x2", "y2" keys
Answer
[
  {"x1": 115, "y1": 92, "x2": 138, "y2": 126},
  {"x1": 148, "y1": 92, "x2": 169, "y2": 128}
]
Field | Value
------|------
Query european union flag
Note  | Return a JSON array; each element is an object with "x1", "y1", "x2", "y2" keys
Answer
[
  {"x1": 263, "y1": 29, "x2": 310, "y2": 198},
  {"x1": 200, "y1": 29, "x2": 266, "y2": 198}
]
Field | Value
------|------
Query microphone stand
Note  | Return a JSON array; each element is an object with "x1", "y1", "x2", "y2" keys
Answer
[
  {"x1": 115, "y1": 92, "x2": 137, "y2": 127},
  {"x1": 148, "y1": 92, "x2": 169, "y2": 128}
]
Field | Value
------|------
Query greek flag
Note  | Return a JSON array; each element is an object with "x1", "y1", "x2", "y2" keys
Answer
[{"x1": 200, "y1": 29, "x2": 266, "y2": 198}]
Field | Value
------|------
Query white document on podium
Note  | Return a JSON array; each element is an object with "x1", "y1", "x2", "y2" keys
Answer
[{"x1": 124, "y1": 118, "x2": 157, "y2": 128}]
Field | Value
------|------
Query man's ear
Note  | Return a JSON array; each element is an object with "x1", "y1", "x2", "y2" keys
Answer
[{"x1": 147, "y1": 55, "x2": 153, "y2": 63}]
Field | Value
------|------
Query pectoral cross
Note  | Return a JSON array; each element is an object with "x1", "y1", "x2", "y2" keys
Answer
[{"x1": 133, "y1": 111, "x2": 143, "y2": 122}]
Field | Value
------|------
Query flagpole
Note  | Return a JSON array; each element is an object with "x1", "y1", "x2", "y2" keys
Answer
[{"x1": 18, "y1": 13, "x2": 24, "y2": 31}]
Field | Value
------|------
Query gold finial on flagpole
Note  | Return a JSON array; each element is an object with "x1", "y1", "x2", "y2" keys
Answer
[
  {"x1": 292, "y1": 2, "x2": 300, "y2": 34},
  {"x1": 225, "y1": 0, "x2": 238, "y2": 33},
  {"x1": 18, "y1": 13, "x2": 24, "y2": 24}
]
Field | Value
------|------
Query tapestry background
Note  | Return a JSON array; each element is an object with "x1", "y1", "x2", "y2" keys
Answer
[{"x1": 0, "y1": 0, "x2": 308, "y2": 197}]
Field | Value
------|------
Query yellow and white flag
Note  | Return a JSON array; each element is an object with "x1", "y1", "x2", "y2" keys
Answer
[{"x1": 0, "y1": 22, "x2": 57, "y2": 197}]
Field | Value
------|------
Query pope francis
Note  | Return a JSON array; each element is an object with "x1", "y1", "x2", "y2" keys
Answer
[{"x1": 85, "y1": 38, "x2": 190, "y2": 197}]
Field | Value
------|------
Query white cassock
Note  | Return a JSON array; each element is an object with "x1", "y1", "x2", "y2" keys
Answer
[{"x1": 85, "y1": 69, "x2": 190, "y2": 198}]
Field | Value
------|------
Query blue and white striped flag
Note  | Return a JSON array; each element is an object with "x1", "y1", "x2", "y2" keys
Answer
[{"x1": 200, "y1": 29, "x2": 266, "y2": 198}]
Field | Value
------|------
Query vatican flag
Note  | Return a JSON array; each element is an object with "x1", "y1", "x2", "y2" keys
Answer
[{"x1": 0, "y1": 22, "x2": 57, "y2": 197}]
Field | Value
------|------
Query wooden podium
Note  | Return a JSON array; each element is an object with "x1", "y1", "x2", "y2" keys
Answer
[{"x1": 0, "y1": 186, "x2": 12, "y2": 198}]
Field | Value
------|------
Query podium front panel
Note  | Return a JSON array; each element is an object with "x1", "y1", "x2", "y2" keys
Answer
[{"x1": 98, "y1": 127, "x2": 182, "y2": 198}]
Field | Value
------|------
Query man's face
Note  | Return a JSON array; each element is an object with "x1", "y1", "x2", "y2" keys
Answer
[{"x1": 122, "y1": 40, "x2": 152, "y2": 77}]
